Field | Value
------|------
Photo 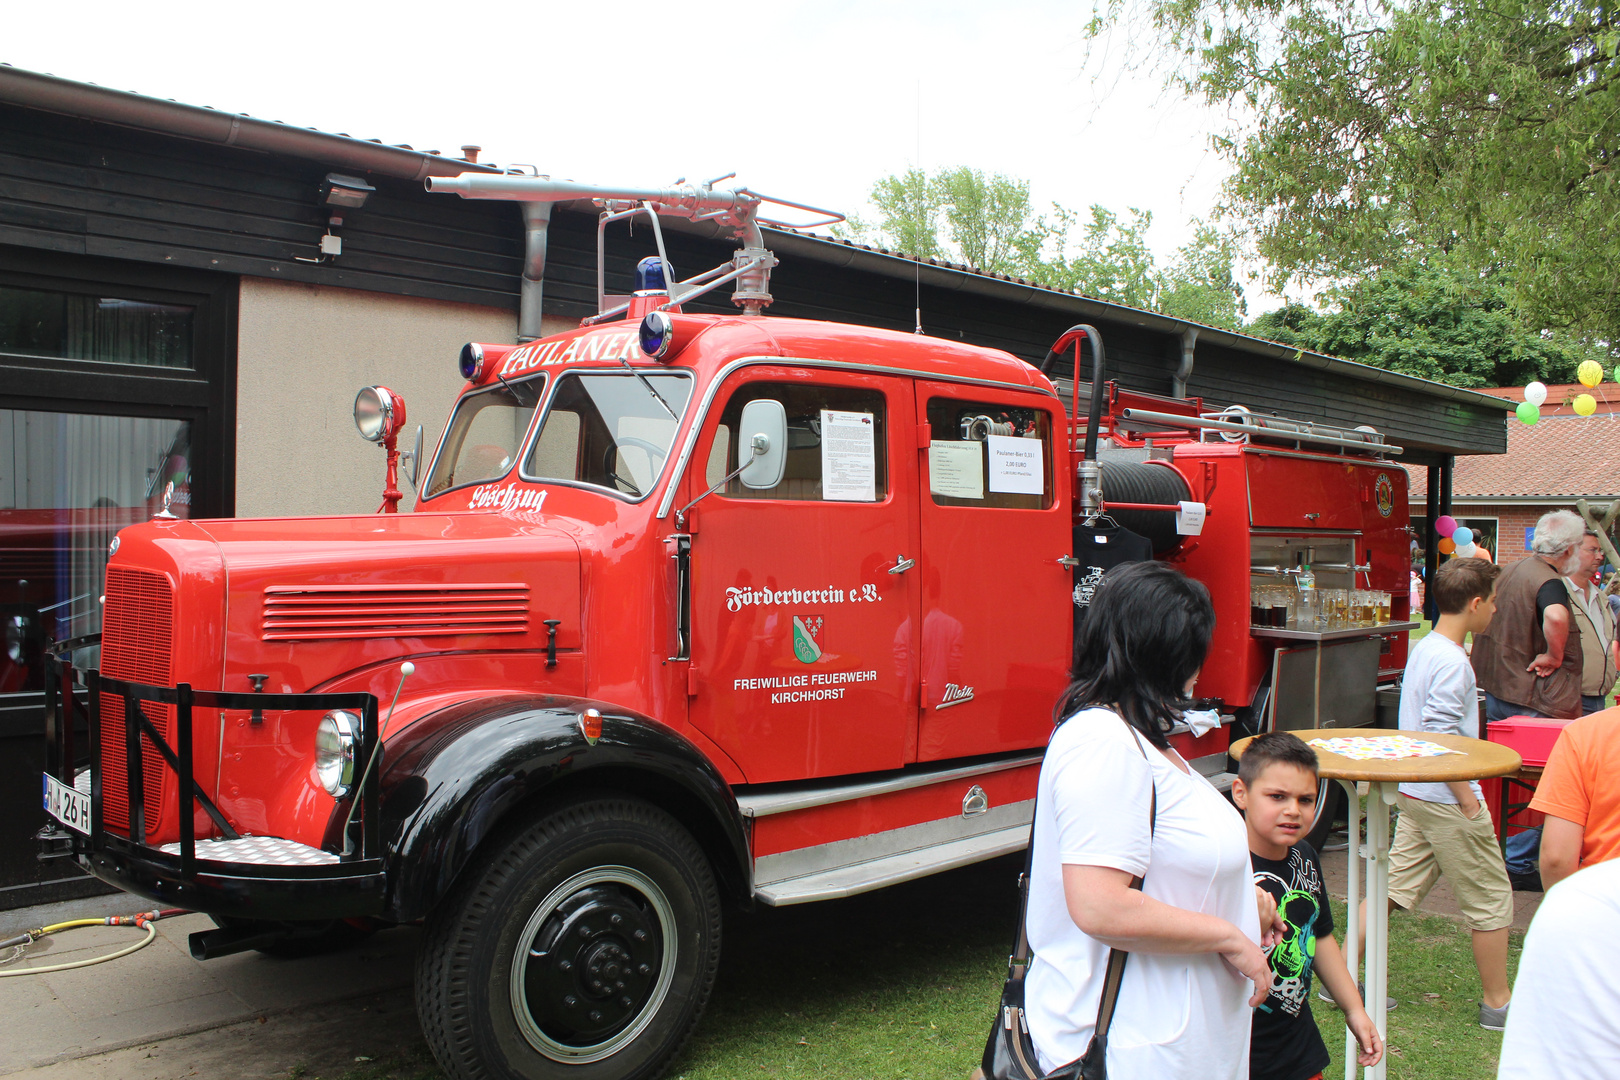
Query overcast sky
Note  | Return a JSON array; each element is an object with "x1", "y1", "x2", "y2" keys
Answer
[{"x1": 8, "y1": 0, "x2": 1276, "y2": 310}]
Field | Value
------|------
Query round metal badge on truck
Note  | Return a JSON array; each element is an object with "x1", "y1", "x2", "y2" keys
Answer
[{"x1": 1374, "y1": 472, "x2": 1395, "y2": 517}]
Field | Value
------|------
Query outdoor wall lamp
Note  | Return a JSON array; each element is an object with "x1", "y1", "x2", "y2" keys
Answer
[
  {"x1": 320, "y1": 173, "x2": 374, "y2": 209},
  {"x1": 299, "y1": 173, "x2": 375, "y2": 263}
]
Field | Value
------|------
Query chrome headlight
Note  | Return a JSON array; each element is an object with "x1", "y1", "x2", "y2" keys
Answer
[{"x1": 315, "y1": 710, "x2": 359, "y2": 798}]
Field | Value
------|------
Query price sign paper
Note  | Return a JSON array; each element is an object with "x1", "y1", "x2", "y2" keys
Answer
[{"x1": 986, "y1": 434, "x2": 1043, "y2": 495}]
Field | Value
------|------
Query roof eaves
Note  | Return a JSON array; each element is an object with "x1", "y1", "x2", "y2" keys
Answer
[
  {"x1": 0, "y1": 64, "x2": 498, "y2": 182},
  {"x1": 766, "y1": 228, "x2": 1515, "y2": 414}
]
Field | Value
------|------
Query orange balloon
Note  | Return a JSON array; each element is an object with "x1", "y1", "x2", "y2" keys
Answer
[{"x1": 1438, "y1": 537, "x2": 1456, "y2": 554}]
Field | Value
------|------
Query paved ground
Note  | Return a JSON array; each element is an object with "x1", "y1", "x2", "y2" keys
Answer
[
  {"x1": 0, "y1": 894, "x2": 420, "y2": 1077},
  {"x1": 0, "y1": 827, "x2": 1545, "y2": 1078}
]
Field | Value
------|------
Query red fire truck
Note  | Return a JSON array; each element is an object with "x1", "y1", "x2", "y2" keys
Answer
[{"x1": 38, "y1": 176, "x2": 1415, "y2": 1080}]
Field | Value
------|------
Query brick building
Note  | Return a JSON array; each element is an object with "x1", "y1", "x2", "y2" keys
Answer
[{"x1": 1407, "y1": 393, "x2": 1620, "y2": 563}]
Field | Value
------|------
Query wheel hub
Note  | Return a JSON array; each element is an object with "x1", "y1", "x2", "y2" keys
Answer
[{"x1": 511, "y1": 867, "x2": 675, "y2": 1062}]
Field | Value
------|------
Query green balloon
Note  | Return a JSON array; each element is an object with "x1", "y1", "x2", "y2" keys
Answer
[{"x1": 1516, "y1": 401, "x2": 1541, "y2": 425}]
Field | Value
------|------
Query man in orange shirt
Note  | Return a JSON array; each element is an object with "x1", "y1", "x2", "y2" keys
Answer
[{"x1": 1528, "y1": 707, "x2": 1620, "y2": 889}]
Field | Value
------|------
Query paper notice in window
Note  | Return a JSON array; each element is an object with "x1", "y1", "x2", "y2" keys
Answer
[
  {"x1": 929, "y1": 441, "x2": 984, "y2": 499},
  {"x1": 986, "y1": 434, "x2": 1043, "y2": 495},
  {"x1": 820, "y1": 410, "x2": 877, "y2": 501}
]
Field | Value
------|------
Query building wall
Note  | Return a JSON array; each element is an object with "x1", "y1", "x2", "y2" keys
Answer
[
  {"x1": 235, "y1": 278, "x2": 548, "y2": 517},
  {"x1": 1411, "y1": 503, "x2": 1576, "y2": 563},
  {"x1": 1469, "y1": 505, "x2": 1548, "y2": 563}
]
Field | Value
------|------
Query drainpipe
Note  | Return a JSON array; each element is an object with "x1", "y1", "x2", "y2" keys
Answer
[
  {"x1": 1173, "y1": 326, "x2": 1198, "y2": 398},
  {"x1": 519, "y1": 202, "x2": 552, "y2": 343}
]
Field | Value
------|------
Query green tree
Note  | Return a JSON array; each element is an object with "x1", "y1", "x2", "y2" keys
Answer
[
  {"x1": 1096, "y1": 0, "x2": 1620, "y2": 343},
  {"x1": 1249, "y1": 261, "x2": 1598, "y2": 387},
  {"x1": 845, "y1": 168, "x2": 1247, "y2": 330}
]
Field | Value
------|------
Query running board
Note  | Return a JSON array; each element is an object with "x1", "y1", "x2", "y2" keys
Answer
[{"x1": 753, "y1": 801, "x2": 1032, "y2": 906}]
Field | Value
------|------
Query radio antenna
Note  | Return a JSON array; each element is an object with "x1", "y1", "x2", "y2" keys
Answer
[{"x1": 914, "y1": 79, "x2": 924, "y2": 335}]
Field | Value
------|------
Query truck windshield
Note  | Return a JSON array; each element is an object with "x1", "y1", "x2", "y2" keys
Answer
[
  {"x1": 424, "y1": 376, "x2": 544, "y2": 498},
  {"x1": 523, "y1": 372, "x2": 692, "y2": 499}
]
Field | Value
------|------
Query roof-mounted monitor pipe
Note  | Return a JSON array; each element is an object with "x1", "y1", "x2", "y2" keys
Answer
[{"x1": 425, "y1": 174, "x2": 841, "y2": 330}]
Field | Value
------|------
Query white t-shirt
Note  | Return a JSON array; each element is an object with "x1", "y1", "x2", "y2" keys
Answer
[
  {"x1": 1025, "y1": 707, "x2": 1259, "y2": 1077},
  {"x1": 1398, "y1": 633, "x2": 1482, "y2": 804},
  {"x1": 1497, "y1": 859, "x2": 1620, "y2": 1079}
]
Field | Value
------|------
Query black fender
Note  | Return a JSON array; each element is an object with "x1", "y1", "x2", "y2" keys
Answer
[{"x1": 347, "y1": 693, "x2": 751, "y2": 923}]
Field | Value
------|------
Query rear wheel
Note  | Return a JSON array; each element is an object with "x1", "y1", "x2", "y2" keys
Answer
[{"x1": 416, "y1": 797, "x2": 721, "y2": 1080}]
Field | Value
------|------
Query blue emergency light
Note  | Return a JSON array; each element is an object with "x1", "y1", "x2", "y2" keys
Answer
[
  {"x1": 458, "y1": 341, "x2": 484, "y2": 381},
  {"x1": 639, "y1": 311, "x2": 675, "y2": 360},
  {"x1": 634, "y1": 256, "x2": 671, "y2": 294}
]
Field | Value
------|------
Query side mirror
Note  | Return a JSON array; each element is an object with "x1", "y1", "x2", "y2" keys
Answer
[
  {"x1": 737, "y1": 400, "x2": 787, "y2": 489},
  {"x1": 402, "y1": 424, "x2": 424, "y2": 488}
]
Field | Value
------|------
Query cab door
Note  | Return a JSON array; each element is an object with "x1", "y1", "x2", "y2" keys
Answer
[
  {"x1": 686, "y1": 367, "x2": 919, "y2": 783},
  {"x1": 912, "y1": 382, "x2": 1071, "y2": 761}
]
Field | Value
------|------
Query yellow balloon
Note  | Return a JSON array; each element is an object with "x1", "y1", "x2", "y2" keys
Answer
[
  {"x1": 1579, "y1": 360, "x2": 1604, "y2": 387},
  {"x1": 1576, "y1": 393, "x2": 1598, "y2": 416}
]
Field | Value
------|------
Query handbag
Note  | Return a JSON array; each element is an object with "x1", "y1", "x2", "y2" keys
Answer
[{"x1": 978, "y1": 721, "x2": 1157, "y2": 1080}]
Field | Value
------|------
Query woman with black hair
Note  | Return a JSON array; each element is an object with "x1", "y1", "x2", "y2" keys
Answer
[{"x1": 1025, "y1": 560, "x2": 1278, "y2": 1077}]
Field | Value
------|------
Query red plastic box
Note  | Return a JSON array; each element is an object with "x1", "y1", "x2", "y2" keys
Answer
[
  {"x1": 1483, "y1": 715, "x2": 1572, "y2": 838},
  {"x1": 1486, "y1": 715, "x2": 1572, "y2": 769}
]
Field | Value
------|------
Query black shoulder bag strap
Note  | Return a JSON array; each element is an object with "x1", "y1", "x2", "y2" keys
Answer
[{"x1": 1007, "y1": 719, "x2": 1157, "y2": 1079}]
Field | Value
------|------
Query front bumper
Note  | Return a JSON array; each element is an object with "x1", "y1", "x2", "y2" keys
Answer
[
  {"x1": 42, "y1": 636, "x2": 386, "y2": 923},
  {"x1": 76, "y1": 834, "x2": 386, "y2": 921}
]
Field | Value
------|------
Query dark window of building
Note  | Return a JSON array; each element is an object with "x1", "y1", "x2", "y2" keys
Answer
[{"x1": 0, "y1": 286, "x2": 194, "y2": 369}]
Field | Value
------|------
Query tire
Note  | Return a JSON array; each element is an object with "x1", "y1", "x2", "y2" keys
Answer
[
  {"x1": 1304, "y1": 777, "x2": 1345, "y2": 851},
  {"x1": 416, "y1": 797, "x2": 722, "y2": 1080}
]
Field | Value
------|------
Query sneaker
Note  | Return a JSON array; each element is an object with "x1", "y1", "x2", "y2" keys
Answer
[
  {"x1": 1479, "y1": 1001, "x2": 1510, "y2": 1031},
  {"x1": 1317, "y1": 983, "x2": 1397, "y2": 1011},
  {"x1": 1509, "y1": 870, "x2": 1543, "y2": 892}
]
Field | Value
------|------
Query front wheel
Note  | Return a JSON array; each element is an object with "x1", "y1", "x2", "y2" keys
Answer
[{"x1": 416, "y1": 797, "x2": 722, "y2": 1080}]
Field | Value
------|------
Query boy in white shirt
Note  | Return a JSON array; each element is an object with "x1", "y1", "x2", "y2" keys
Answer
[{"x1": 1367, "y1": 557, "x2": 1515, "y2": 1030}]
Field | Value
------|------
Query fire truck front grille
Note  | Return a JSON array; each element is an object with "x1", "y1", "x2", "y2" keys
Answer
[
  {"x1": 100, "y1": 565, "x2": 175, "y2": 836},
  {"x1": 260, "y1": 583, "x2": 531, "y2": 640}
]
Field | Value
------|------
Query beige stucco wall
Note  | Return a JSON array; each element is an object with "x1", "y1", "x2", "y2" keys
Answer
[{"x1": 234, "y1": 278, "x2": 557, "y2": 518}]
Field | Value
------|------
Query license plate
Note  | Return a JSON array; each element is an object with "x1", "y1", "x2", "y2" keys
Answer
[{"x1": 43, "y1": 773, "x2": 92, "y2": 835}]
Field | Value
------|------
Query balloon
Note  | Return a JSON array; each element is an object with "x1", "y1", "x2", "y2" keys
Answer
[
  {"x1": 1575, "y1": 393, "x2": 1598, "y2": 416},
  {"x1": 1457, "y1": 543, "x2": 1478, "y2": 559},
  {"x1": 1579, "y1": 360, "x2": 1604, "y2": 387},
  {"x1": 1453, "y1": 526, "x2": 1473, "y2": 547},
  {"x1": 1525, "y1": 381, "x2": 1548, "y2": 406},
  {"x1": 1438, "y1": 537, "x2": 1456, "y2": 554},
  {"x1": 1517, "y1": 401, "x2": 1541, "y2": 425},
  {"x1": 1435, "y1": 515, "x2": 1458, "y2": 537}
]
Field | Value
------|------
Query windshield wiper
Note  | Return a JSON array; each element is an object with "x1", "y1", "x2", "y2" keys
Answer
[
  {"x1": 619, "y1": 359, "x2": 680, "y2": 422},
  {"x1": 496, "y1": 371, "x2": 537, "y2": 407}
]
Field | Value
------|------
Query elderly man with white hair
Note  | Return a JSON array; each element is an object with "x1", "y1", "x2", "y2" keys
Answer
[{"x1": 1471, "y1": 508, "x2": 1588, "y2": 890}]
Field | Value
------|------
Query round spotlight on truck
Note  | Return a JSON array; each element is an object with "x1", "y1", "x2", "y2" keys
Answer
[
  {"x1": 639, "y1": 311, "x2": 676, "y2": 360},
  {"x1": 354, "y1": 385, "x2": 404, "y2": 443},
  {"x1": 315, "y1": 710, "x2": 359, "y2": 797},
  {"x1": 458, "y1": 342, "x2": 484, "y2": 382}
]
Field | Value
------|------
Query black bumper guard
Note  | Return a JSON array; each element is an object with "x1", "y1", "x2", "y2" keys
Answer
[{"x1": 41, "y1": 636, "x2": 387, "y2": 920}]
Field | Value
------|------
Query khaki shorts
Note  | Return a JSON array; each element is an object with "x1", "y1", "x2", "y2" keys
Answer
[{"x1": 1386, "y1": 795, "x2": 1515, "y2": 932}]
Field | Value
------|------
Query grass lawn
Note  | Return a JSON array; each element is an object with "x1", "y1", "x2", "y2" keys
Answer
[{"x1": 320, "y1": 854, "x2": 1520, "y2": 1080}]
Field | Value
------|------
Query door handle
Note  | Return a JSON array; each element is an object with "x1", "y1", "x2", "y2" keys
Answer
[
  {"x1": 1058, "y1": 555, "x2": 1080, "y2": 568},
  {"x1": 888, "y1": 555, "x2": 916, "y2": 575}
]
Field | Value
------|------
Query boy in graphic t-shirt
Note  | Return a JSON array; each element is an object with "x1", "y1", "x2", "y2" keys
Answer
[{"x1": 1235, "y1": 732, "x2": 1383, "y2": 1080}]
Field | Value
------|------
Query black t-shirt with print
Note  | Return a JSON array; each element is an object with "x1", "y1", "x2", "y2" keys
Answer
[
  {"x1": 1250, "y1": 841, "x2": 1336, "y2": 1080},
  {"x1": 1071, "y1": 522, "x2": 1153, "y2": 667}
]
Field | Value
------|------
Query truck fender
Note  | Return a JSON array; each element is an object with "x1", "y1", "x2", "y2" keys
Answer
[{"x1": 357, "y1": 693, "x2": 751, "y2": 922}]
